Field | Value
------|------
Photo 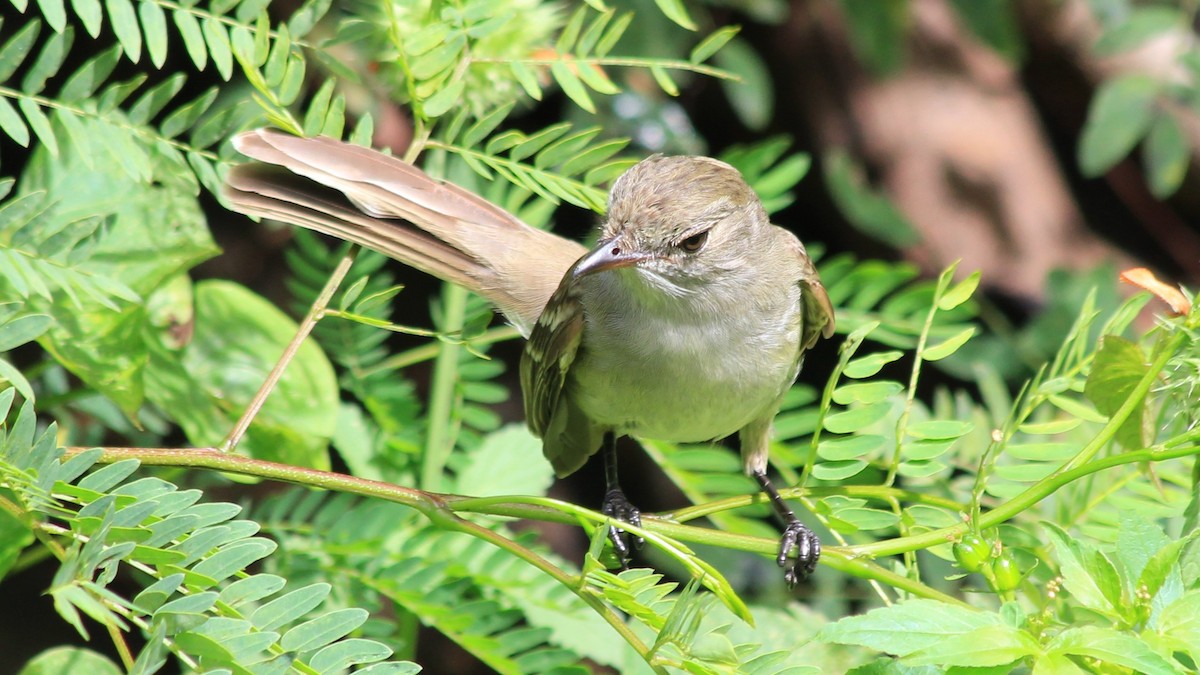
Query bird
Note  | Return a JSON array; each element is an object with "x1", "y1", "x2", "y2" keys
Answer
[{"x1": 223, "y1": 128, "x2": 836, "y2": 586}]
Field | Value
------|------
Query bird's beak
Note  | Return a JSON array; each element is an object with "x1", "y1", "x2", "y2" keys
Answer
[{"x1": 572, "y1": 239, "x2": 650, "y2": 278}]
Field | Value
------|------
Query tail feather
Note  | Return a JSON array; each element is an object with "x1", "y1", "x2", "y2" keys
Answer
[
  {"x1": 225, "y1": 164, "x2": 479, "y2": 290},
  {"x1": 223, "y1": 129, "x2": 587, "y2": 334}
]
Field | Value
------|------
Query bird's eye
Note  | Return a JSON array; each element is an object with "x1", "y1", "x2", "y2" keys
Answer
[{"x1": 678, "y1": 231, "x2": 709, "y2": 253}]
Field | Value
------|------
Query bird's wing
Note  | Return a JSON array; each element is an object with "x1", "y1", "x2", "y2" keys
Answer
[
  {"x1": 519, "y1": 273, "x2": 585, "y2": 439},
  {"x1": 795, "y1": 240, "x2": 836, "y2": 350}
]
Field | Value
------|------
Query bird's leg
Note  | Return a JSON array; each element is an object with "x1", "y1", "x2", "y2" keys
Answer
[
  {"x1": 741, "y1": 418, "x2": 821, "y2": 586},
  {"x1": 600, "y1": 433, "x2": 642, "y2": 566},
  {"x1": 753, "y1": 470, "x2": 820, "y2": 587}
]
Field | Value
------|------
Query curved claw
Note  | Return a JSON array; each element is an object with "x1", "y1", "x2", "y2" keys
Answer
[
  {"x1": 778, "y1": 520, "x2": 821, "y2": 588},
  {"x1": 602, "y1": 487, "x2": 643, "y2": 567}
]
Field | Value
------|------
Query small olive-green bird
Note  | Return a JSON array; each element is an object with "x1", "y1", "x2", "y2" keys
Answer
[{"x1": 224, "y1": 129, "x2": 835, "y2": 585}]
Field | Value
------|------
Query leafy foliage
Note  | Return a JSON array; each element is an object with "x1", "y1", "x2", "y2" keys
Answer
[{"x1": 0, "y1": 393, "x2": 418, "y2": 673}]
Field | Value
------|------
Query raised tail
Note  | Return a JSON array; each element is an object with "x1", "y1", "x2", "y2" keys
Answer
[{"x1": 223, "y1": 129, "x2": 586, "y2": 335}]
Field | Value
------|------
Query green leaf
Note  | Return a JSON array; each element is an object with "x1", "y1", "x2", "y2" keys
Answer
[
  {"x1": 202, "y1": 17, "x2": 233, "y2": 80},
  {"x1": 106, "y1": 0, "x2": 141, "y2": 61},
  {"x1": 22, "y1": 26, "x2": 72, "y2": 95},
  {"x1": 1043, "y1": 522, "x2": 1123, "y2": 616},
  {"x1": 19, "y1": 98, "x2": 57, "y2": 156},
  {"x1": 922, "y1": 327, "x2": 975, "y2": 361},
  {"x1": 817, "y1": 434, "x2": 886, "y2": 461},
  {"x1": 160, "y1": 88, "x2": 217, "y2": 139},
  {"x1": 0, "y1": 98, "x2": 30, "y2": 146},
  {"x1": 830, "y1": 507, "x2": 899, "y2": 532},
  {"x1": 405, "y1": 22, "x2": 449, "y2": 57},
  {"x1": 832, "y1": 381, "x2": 903, "y2": 405},
  {"x1": 422, "y1": 79, "x2": 465, "y2": 119},
  {"x1": 576, "y1": 9, "x2": 612, "y2": 56},
  {"x1": 59, "y1": 45, "x2": 121, "y2": 101},
  {"x1": 901, "y1": 439, "x2": 956, "y2": 461},
  {"x1": 1156, "y1": 590, "x2": 1200, "y2": 662},
  {"x1": 72, "y1": 0, "x2": 104, "y2": 36},
  {"x1": 823, "y1": 400, "x2": 892, "y2": 434},
  {"x1": 280, "y1": 608, "x2": 369, "y2": 652},
  {"x1": 1078, "y1": 75, "x2": 1159, "y2": 177},
  {"x1": 219, "y1": 574, "x2": 287, "y2": 607},
  {"x1": 691, "y1": 25, "x2": 739, "y2": 63},
  {"x1": 463, "y1": 103, "x2": 515, "y2": 149},
  {"x1": 906, "y1": 420, "x2": 973, "y2": 440},
  {"x1": 139, "y1": 1, "x2": 168, "y2": 67},
  {"x1": 174, "y1": 9, "x2": 207, "y2": 71},
  {"x1": 1048, "y1": 394, "x2": 1108, "y2": 423},
  {"x1": 143, "y1": 280, "x2": 336, "y2": 468},
  {"x1": 649, "y1": 64, "x2": 678, "y2": 96},
  {"x1": 190, "y1": 538, "x2": 277, "y2": 585},
  {"x1": 0, "y1": 21, "x2": 42, "y2": 84},
  {"x1": 1004, "y1": 442, "x2": 1076, "y2": 461},
  {"x1": 510, "y1": 61, "x2": 542, "y2": 100},
  {"x1": 824, "y1": 149, "x2": 921, "y2": 247},
  {"x1": 595, "y1": 11, "x2": 632, "y2": 57},
  {"x1": 715, "y1": 37, "x2": 772, "y2": 131},
  {"x1": 0, "y1": 498, "x2": 33, "y2": 580},
  {"x1": 0, "y1": 357, "x2": 34, "y2": 400},
  {"x1": 811, "y1": 459, "x2": 867, "y2": 481},
  {"x1": 1143, "y1": 113, "x2": 1188, "y2": 199},
  {"x1": 551, "y1": 61, "x2": 594, "y2": 112},
  {"x1": 455, "y1": 424, "x2": 553, "y2": 496},
  {"x1": 251, "y1": 582, "x2": 331, "y2": 631},
  {"x1": 1083, "y1": 335, "x2": 1150, "y2": 450},
  {"x1": 819, "y1": 599, "x2": 1002, "y2": 656},
  {"x1": 555, "y1": 5, "x2": 587, "y2": 52},
  {"x1": 938, "y1": 270, "x2": 980, "y2": 311},
  {"x1": 1017, "y1": 417, "x2": 1082, "y2": 435},
  {"x1": 652, "y1": 0, "x2": 696, "y2": 30},
  {"x1": 308, "y1": 640, "x2": 394, "y2": 672},
  {"x1": 0, "y1": 313, "x2": 52, "y2": 351},
  {"x1": 410, "y1": 35, "x2": 463, "y2": 80},
  {"x1": 128, "y1": 73, "x2": 186, "y2": 125},
  {"x1": 36, "y1": 0, "x2": 67, "y2": 32},
  {"x1": 302, "y1": 78, "x2": 334, "y2": 136},
  {"x1": 1047, "y1": 626, "x2": 1180, "y2": 675},
  {"x1": 17, "y1": 647, "x2": 122, "y2": 675},
  {"x1": 907, "y1": 623, "x2": 1038, "y2": 667},
  {"x1": 288, "y1": 0, "x2": 331, "y2": 38},
  {"x1": 843, "y1": 350, "x2": 903, "y2": 378}
]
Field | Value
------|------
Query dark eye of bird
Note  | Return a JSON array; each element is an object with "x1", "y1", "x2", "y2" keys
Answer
[{"x1": 678, "y1": 231, "x2": 709, "y2": 253}]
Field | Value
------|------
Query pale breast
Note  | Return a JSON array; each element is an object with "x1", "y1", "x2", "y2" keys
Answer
[{"x1": 569, "y1": 271, "x2": 803, "y2": 442}]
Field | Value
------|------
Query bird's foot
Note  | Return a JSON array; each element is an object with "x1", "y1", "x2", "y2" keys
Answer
[
  {"x1": 778, "y1": 520, "x2": 821, "y2": 588},
  {"x1": 601, "y1": 487, "x2": 643, "y2": 567}
]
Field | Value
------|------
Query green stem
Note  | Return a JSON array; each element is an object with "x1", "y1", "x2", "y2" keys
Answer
[
  {"x1": 422, "y1": 284, "x2": 468, "y2": 490},
  {"x1": 470, "y1": 56, "x2": 735, "y2": 81},
  {"x1": 361, "y1": 324, "x2": 520, "y2": 377},
  {"x1": 65, "y1": 436, "x2": 1199, "y2": 611},
  {"x1": 664, "y1": 484, "x2": 965, "y2": 524},
  {"x1": 849, "y1": 329, "x2": 1189, "y2": 558},
  {"x1": 61, "y1": 445, "x2": 661, "y2": 668}
]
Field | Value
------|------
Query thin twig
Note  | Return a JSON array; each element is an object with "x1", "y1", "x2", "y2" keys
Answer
[{"x1": 221, "y1": 248, "x2": 358, "y2": 453}]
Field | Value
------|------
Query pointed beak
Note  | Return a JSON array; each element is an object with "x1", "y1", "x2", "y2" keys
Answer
[{"x1": 572, "y1": 239, "x2": 650, "y2": 279}]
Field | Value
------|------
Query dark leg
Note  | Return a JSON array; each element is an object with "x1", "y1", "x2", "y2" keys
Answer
[
  {"x1": 753, "y1": 470, "x2": 820, "y2": 587},
  {"x1": 600, "y1": 433, "x2": 642, "y2": 565}
]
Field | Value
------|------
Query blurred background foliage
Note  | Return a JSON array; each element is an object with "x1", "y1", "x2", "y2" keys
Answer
[{"x1": 1, "y1": 0, "x2": 1199, "y2": 672}]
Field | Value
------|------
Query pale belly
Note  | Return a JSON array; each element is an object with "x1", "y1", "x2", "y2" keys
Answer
[{"x1": 567, "y1": 290, "x2": 802, "y2": 442}]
